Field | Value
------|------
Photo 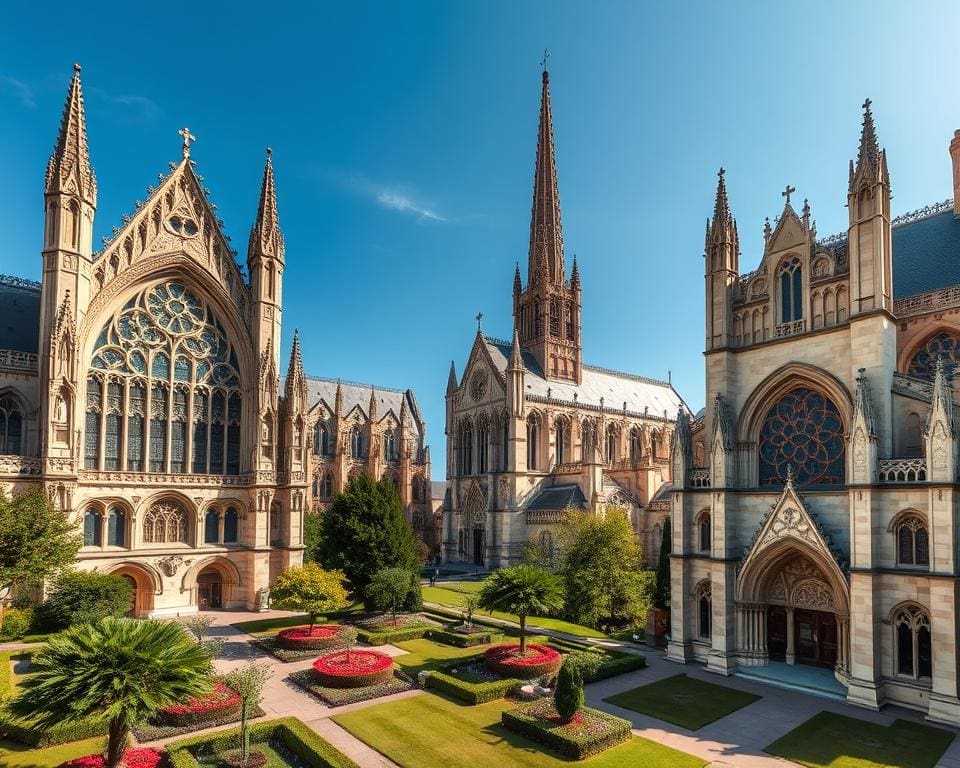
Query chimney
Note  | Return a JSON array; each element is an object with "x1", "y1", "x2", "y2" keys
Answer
[{"x1": 951, "y1": 130, "x2": 960, "y2": 216}]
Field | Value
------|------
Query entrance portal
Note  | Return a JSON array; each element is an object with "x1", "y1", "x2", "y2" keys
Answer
[
  {"x1": 796, "y1": 609, "x2": 837, "y2": 667},
  {"x1": 197, "y1": 568, "x2": 223, "y2": 610},
  {"x1": 472, "y1": 528, "x2": 484, "y2": 566}
]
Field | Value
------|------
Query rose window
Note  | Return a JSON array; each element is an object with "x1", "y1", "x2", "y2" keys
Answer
[{"x1": 907, "y1": 332, "x2": 960, "y2": 382}]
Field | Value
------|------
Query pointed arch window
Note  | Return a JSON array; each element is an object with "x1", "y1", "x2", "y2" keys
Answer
[
  {"x1": 908, "y1": 332, "x2": 960, "y2": 382},
  {"x1": 458, "y1": 420, "x2": 473, "y2": 475},
  {"x1": 107, "y1": 507, "x2": 126, "y2": 547},
  {"x1": 759, "y1": 387, "x2": 844, "y2": 486},
  {"x1": 128, "y1": 382, "x2": 146, "y2": 471},
  {"x1": 83, "y1": 508, "x2": 102, "y2": 547},
  {"x1": 605, "y1": 426, "x2": 618, "y2": 464},
  {"x1": 0, "y1": 395, "x2": 24, "y2": 455},
  {"x1": 321, "y1": 472, "x2": 333, "y2": 499},
  {"x1": 84, "y1": 377, "x2": 101, "y2": 469},
  {"x1": 142, "y1": 501, "x2": 188, "y2": 545},
  {"x1": 477, "y1": 420, "x2": 489, "y2": 473},
  {"x1": 314, "y1": 422, "x2": 330, "y2": 456},
  {"x1": 894, "y1": 605, "x2": 932, "y2": 680},
  {"x1": 223, "y1": 507, "x2": 239, "y2": 544},
  {"x1": 697, "y1": 580, "x2": 712, "y2": 640},
  {"x1": 697, "y1": 511, "x2": 711, "y2": 553},
  {"x1": 384, "y1": 430, "x2": 397, "y2": 462},
  {"x1": 629, "y1": 428, "x2": 641, "y2": 463},
  {"x1": 555, "y1": 418, "x2": 569, "y2": 466},
  {"x1": 204, "y1": 510, "x2": 219, "y2": 544},
  {"x1": 527, "y1": 414, "x2": 540, "y2": 471},
  {"x1": 501, "y1": 418, "x2": 509, "y2": 471},
  {"x1": 581, "y1": 420, "x2": 595, "y2": 460},
  {"x1": 351, "y1": 426, "x2": 364, "y2": 459},
  {"x1": 896, "y1": 515, "x2": 929, "y2": 567},
  {"x1": 778, "y1": 256, "x2": 803, "y2": 323}
]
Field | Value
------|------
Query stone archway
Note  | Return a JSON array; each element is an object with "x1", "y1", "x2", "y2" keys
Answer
[
  {"x1": 105, "y1": 562, "x2": 160, "y2": 617},
  {"x1": 460, "y1": 482, "x2": 486, "y2": 566},
  {"x1": 181, "y1": 557, "x2": 242, "y2": 611}
]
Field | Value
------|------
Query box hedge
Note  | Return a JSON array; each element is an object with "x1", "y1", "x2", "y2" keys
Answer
[
  {"x1": 501, "y1": 701, "x2": 632, "y2": 759},
  {"x1": 425, "y1": 626, "x2": 501, "y2": 647}
]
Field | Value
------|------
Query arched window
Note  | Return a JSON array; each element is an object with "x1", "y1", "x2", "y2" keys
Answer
[
  {"x1": 697, "y1": 511, "x2": 711, "y2": 553},
  {"x1": 581, "y1": 419, "x2": 595, "y2": 460},
  {"x1": 894, "y1": 605, "x2": 932, "y2": 680},
  {"x1": 312, "y1": 475, "x2": 320, "y2": 498},
  {"x1": 904, "y1": 412, "x2": 923, "y2": 458},
  {"x1": 759, "y1": 387, "x2": 844, "y2": 486},
  {"x1": 527, "y1": 414, "x2": 540, "y2": 470},
  {"x1": 897, "y1": 515, "x2": 929, "y2": 567},
  {"x1": 321, "y1": 472, "x2": 333, "y2": 499},
  {"x1": 778, "y1": 256, "x2": 803, "y2": 323},
  {"x1": 0, "y1": 395, "x2": 24, "y2": 455},
  {"x1": 555, "y1": 418, "x2": 569, "y2": 465},
  {"x1": 223, "y1": 507, "x2": 239, "y2": 543},
  {"x1": 107, "y1": 507, "x2": 126, "y2": 547},
  {"x1": 629, "y1": 427, "x2": 641, "y2": 463},
  {"x1": 143, "y1": 501, "x2": 188, "y2": 544},
  {"x1": 477, "y1": 419, "x2": 489, "y2": 474},
  {"x1": 89, "y1": 282, "x2": 243, "y2": 475},
  {"x1": 383, "y1": 430, "x2": 397, "y2": 462},
  {"x1": 314, "y1": 422, "x2": 330, "y2": 456},
  {"x1": 459, "y1": 420, "x2": 473, "y2": 475},
  {"x1": 605, "y1": 426, "x2": 618, "y2": 464},
  {"x1": 83, "y1": 508, "x2": 102, "y2": 547},
  {"x1": 351, "y1": 426, "x2": 363, "y2": 459},
  {"x1": 204, "y1": 510, "x2": 219, "y2": 544},
  {"x1": 908, "y1": 332, "x2": 960, "y2": 382},
  {"x1": 696, "y1": 580, "x2": 712, "y2": 640},
  {"x1": 501, "y1": 418, "x2": 509, "y2": 471}
]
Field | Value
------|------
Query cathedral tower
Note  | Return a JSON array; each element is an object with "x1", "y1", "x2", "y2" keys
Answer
[
  {"x1": 704, "y1": 168, "x2": 739, "y2": 351},
  {"x1": 513, "y1": 68, "x2": 582, "y2": 383}
]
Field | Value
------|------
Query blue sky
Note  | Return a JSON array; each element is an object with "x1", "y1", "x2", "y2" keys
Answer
[{"x1": 1, "y1": 2, "x2": 959, "y2": 479}]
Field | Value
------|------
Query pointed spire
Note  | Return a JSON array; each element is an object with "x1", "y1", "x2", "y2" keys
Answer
[
  {"x1": 708, "y1": 168, "x2": 737, "y2": 250},
  {"x1": 446, "y1": 360, "x2": 458, "y2": 395},
  {"x1": 334, "y1": 379, "x2": 344, "y2": 415},
  {"x1": 368, "y1": 387, "x2": 378, "y2": 421},
  {"x1": 513, "y1": 262, "x2": 522, "y2": 296},
  {"x1": 853, "y1": 368, "x2": 876, "y2": 436},
  {"x1": 284, "y1": 329, "x2": 307, "y2": 406},
  {"x1": 570, "y1": 254, "x2": 580, "y2": 289},
  {"x1": 399, "y1": 392, "x2": 409, "y2": 426},
  {"x1": 712, "y1": 167, "x2": 731, "y2": 225},
  {"x1": 929, "y1": 356, "x2": 955, "y2": 436},
  {"x1": 527, "y1": 65, "x2": 565, "y2": 286},
  {"x1": 509, "y1": 326, "x2": 525, "y2": 371},
  {"x1": 851, "y1": 98, "x2": 883, "y2": 191},
  {"x1": 248, "y1": 148, "x2": 285, "y2": 265},
  {"x1": 46, "y1": 64, "x2": 96, "y2": 206}
]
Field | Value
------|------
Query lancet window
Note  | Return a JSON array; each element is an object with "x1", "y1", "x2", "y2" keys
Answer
[
  {"x1": 86, "y1": 282, "x2": 243, "y2": 475},
  {"x1": 142, "y1": 500, "x2": 188, "y2": 545},
  {"x1": 894, "y1": 604, "x2": 932, "y2": 680},
  {"x1": 778, "y1": 257, "x2": 803, "y2": 323},
  {"x1": 897, "y1": 515, "x2": 929, "y2": 567},
  {"x1": 0, "y1": 396, "x2": 24, "y2": 455}
]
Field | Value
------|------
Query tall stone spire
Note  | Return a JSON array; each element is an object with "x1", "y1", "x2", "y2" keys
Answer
[
  {"x1": 509, "y1": 326, "x2": 524, "y2": 371},
  {"x1": 248, "y1": 148, "x2": 284, "y2": 265},
  {"x1": 46, "y1": 64, "x2": 96, "y2": 206},
  {"x1": 850, "y1": 99, "x2": 887, "y2": 192},
  {"x1": 446, "y1": 361, "x2": 458, "y2": 395},
  {"x1": 284, "y1": 329, "x2": 308, "y2": 408},
  {"x1": 527, "y1": 67, "x2": 565, "y2": 287},
  {"x1": 708, "y1": 168, "x2": 738, "y2": 251}
]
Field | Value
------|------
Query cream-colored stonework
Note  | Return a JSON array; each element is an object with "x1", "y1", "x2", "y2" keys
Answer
[
  {"x1": 0, "y1": 67, "x2": 430, "y2": 616},
  {"x1": 670, "y1": 101, "x2": 960, "y2": 725}
]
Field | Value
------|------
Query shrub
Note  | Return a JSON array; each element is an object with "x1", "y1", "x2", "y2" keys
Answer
[
  {"x1": 425, "y1": 669, "x2": 521, "y2": 704},
  {"x1": 355, "y1": 625, "x2": 430, "y2": 645},
  {"x1": 311, "y1": 650, "x2": 394, "y2": 688},
  {"x1": 0, "y1": 709, "x2": 109, "y2": 747},
  {"x1": 425, "y1": 627, "x2": 500, "y2": 648},
  {"x1": 290, "y1": 669, "x2": 413, "y2": 707},
  {"x1": 554, "y1": 662, "x2": 584, "y2": 723},
  {"x1": 60, "y1": 747, "x2": 163, "y2": 768},
  {"x1": 587, "y1": 653, "x2": 646, "y2": 681},
  {"x1": 0, "y1": 608, "x2": 32, "y2": 640},
  {"x1": 34, "y1": 571, "x2": 133, "y2": 630},
  {"x1": 269, "y1": 565, "x2": 350, "y2": 632},
  {"x1": 484, "y1": 644, "x2": 562, "y2": 679},
  {"x1": 159, "y1": 680, "x2": 242, "y2": 727},
  {"x1": 501, "y1": 700, "x2": 632, "y2": 759},
  {"x1": 276, "y1": 625, "x2": 357, "y2": 651}
]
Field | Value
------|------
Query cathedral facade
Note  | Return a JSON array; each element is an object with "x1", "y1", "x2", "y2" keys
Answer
[
  {"x1": 669, "y1": 104, "x2": 960, "y2": 724},
  {"x1": 443, "y1": 68, "x2": 686, "y2": 569},
  {"x1": 0, "y1": 66, "x2": 430, "y2": 616}
]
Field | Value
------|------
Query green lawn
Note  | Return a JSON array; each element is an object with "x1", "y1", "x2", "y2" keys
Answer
[
  {"x1": 604, "y1": 673, "x2": 760, "y2": 731},
  {"x1": 764, "y1": 712, "x2": 955, "y2": 768},
  {"x1": 231, "y1": 613, "x2": 318, "y2": 637},
  {"x1": 391, "y1": 635, "x2": 547, "y2": 675},
  {"x1": 422, "y1": 585, "x2": 607, "y2": 639},
  {"x1": 0, "y1": 736, "x2": 107, "y2": 768},
  {"x1": 334, "y1": 691, "x2": 705, "y2": 768}
]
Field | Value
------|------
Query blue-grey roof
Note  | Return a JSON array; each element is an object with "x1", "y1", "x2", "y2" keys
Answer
[
  {"x1": 526, "y1": 483, "x2": 587, "y2": 512},
  {"x1": 892, "y1": 208, "x2": 960, "y2": 298},
  {"x1": 0, "y1": 277, "x2": 40, "y2": 354}
]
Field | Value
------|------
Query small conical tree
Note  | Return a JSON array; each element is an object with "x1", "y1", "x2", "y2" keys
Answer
[
  {"x1": 652, "y1": 516, "x2": 672, "y2": 610},
  {"x1": 554, "y1": 660, "x2": 584, "y2": 724}
]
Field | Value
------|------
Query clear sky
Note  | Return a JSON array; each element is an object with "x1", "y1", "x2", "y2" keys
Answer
[{"x1": 1, "y1": 2, "x2": 959, "y2": 479}]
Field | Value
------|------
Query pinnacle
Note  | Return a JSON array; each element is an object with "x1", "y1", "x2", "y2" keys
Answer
[
  {"x1": 853, "y1": 98, "x2": 882, "y2": 186},
  {"x1": 510, "y1": 326, "x2": 524, "y2": 370},
  {"x1": 712, "y1": 167, "x2": 731, "y2": 226},
  {"x1": 248, "y1": 149, "x2": 284, "y2": 264},
  {"x1": 527, "y1": 65, "x2": 564, "y2": 287},
  {"x1": 46, "y1": 64, "x2": 97, "y2": 205}
]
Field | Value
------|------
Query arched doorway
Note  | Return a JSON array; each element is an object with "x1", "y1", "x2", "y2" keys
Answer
[
  {"x1": 197, "y1": 566, "x2": 224, "y2": 610},
  {"x1": 106, "y1": 563, "x2": 159, "y2": 617},
  {"x1": 183, "y1": 557, "x2": 242, "y2": 611},
  {"x1": 461, "y1": 482, "x2": 485, "y2": 566}
]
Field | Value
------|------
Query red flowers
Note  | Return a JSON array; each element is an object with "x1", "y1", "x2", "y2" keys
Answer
[
  {"x1": 484, "y1": 644, "x2": 562, "y2": 679},
  {"x1": 60, "y1": 748, "x2": 163, "y2": 768},
  {"x1": 311, "y1": 649, "x2": 394, "y2": 688},
  {"x1": 277, "y1": 624, "x2": 351, "y2": 650},
  {"x1": 159, "y1": 680, "x2": 241, "y2": 726}
]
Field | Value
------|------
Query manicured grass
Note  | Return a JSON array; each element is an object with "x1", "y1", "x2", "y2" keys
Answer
[
  {"x1": 392, "y1": 635, "x2": 546, "y2": 675},
  {"x1": 604, "y1": 673, "x2": 760, "y2": 731},
  {"x1": 231, "y1": 613, "x2": 319, "y2": 637},
  {"x1": 334, "y1": 691, "x2": 706, "y2": 767},
  {"x1": 764, "y1": 711, "x2": 955, "y2": 768},
  {"x1": 0, "y1": 735, "x2": 107, "y2": 768},
  {"x1": 422, "y1": 586, "x2": 607, "y2": 639}
]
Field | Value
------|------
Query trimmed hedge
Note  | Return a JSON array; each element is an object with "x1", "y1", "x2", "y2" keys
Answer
[
  {"x1": 588, "y1": 653, "x2": 646, "y2": 682},
  {"x1": 426, "y1": 669, "x2": 521, "y2": 704},
  {"x1": 501, "y1": 701, "x2": 632, "y2": 760},
  {"x1": 355, "y1": 624, "x2": 431, "y2": 645},
  {"x1": 425, "y1": 627, "x2": 501, "y2": 648},
  {"x1": 167, "y1": 716, "x2": 360, "y2": 768}
]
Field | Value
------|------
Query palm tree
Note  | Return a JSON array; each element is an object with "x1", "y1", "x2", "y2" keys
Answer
[
  {"x1": 14, "y1": 616, "x2": 212, "y2": 768},
  {"x1": 478, "y1": 565, "x2": 564, "y2": 654}
]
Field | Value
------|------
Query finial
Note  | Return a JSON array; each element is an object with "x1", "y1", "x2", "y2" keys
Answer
[
  {"x1": 266, "y1": 146, "x2": 273, "y2": 159},
  {"x1": 178, "y1": 127, "x2": 197, "y2": 159},
  {"x1": 475, "y1": 311, "x2": 483, "y2": 332},
  {"x1": 540, "y1": 47, "x2": 550, "y2": 72},
  {"x1": 862, "y1": 97, "x2": 872, "y2": 112},
  {"x1": 73, "y1": 63, "x2": 82, "y2": 74},
  {"x1": 718, "y1": 167, "x2": 725, "y2": 178},
  {"x1": 782, "y1": 184, "x2": 796, "y2": 205},
  {"x1": 786, "y1": 464, "x2": 794, "y2": 484}
]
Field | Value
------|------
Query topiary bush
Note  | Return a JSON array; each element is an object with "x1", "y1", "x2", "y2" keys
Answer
[
  {"x1": 553, "y1": 661, "x2": 584, "y2": 724},
  {"x1": 0, "y1": 608, "x2": 32, "y2": 640}
]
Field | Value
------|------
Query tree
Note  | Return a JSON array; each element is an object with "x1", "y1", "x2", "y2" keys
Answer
[
  {"x1": 461, "y1": 594, "x2": 479, "y2": 629},
  {"x1": 367, "y1": 567, "x2": 413, "y2": 626},
  {"x1": 653, "y1": 515, "x2": 672, "y2": 610},
  {"x1": 555, "y1": 509, "x2": 649, "y2": 630},
  {"x1": 0, "y1": 490, "x2": 81, "y2": 631},
  {"x1": 223, "y1": 663, "x2": 271, "y2": 768},
  {"x1": 554, "y1": 660, "x2": 584, "y2": 723},
  {"x1": 477, "y1": 565, "x2": 563, "y2": 654},
  {"x1": 35, "y1": 570, "x2": 134, "y2": 631},
  {"x1": 13, "y1": 617, "x2": 211, "y2": 768},
  {"x1": 181, "y1": 614, "x2": 223, "y2": 660},
  {"x1": 268, "y1": 564, "x2": 349, "y2": 631},
  {"x1": 303, "y1": 511, "x2": 323, "y2": 564},
  {"x1": 317, "y1": 474, "x2": 418, "y2": 601}
]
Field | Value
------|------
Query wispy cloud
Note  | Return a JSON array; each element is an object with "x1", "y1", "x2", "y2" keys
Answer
[
  {"x1": 328, "y1": 171, "x2": 447, "y2": 223},
  {"x1": 375, "y1": 189, "x2": 445, "y2": 221},
  {"x1": 0, "y1": 76, "x2": 36, "y2": 109},
  {"x1": 88, "y1": 87, "x2": 159, "y2": 121}
]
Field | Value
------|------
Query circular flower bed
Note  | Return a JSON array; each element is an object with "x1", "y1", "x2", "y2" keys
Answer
[
  {"x1": 60, "y1": 748, "x2": 163, "y2": 768},
  {"x1": 311, "y1": 649, "x2": 394, "y2": 688},
  {"x1": 484, "y1": 643, "x2": 562, "y2": 679},
  {"x1": 277, "y1": 624, "x2": 352, "y2": 650},
  {"x1": 159, "y1": 680, "x2": 241, "y2": 727}
]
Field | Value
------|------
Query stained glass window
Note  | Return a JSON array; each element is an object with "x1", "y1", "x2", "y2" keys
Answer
[
  {"x1": 83, "y1": 509, "x2": 102, "y2": 547},
  {"x1": 224, "y1": 507, "x2": 239, "y2": 543},
  {"x1": 0, "y1": 396, "x2": 23, "y2": 455},
  {"x1": 758, "y1": 387, "x2": 845, "y2": 486},
  {"x1": 779, "y1": 257, "x2": 803, "y2": 323},
  {"x1": 107, "y1": 508, "x2": 125, "y2": 546},
  {"x1": 204, "y1": 510, "x2": 219, "y2": 544},
  {"x1": 87, "y1": 282, "x2": 243, "y2": 475},
  {"x1": 897, "y1": 517, "x2": 929, "y2": 567},
  {"x1": 907, "y1": 332, "x2": 960, "y2": 381},
  {"x1": 143, "y1": 501, "x2": 188, "y2": 544}
]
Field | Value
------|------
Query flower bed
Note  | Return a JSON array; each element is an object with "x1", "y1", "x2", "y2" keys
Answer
[
  {"x1": 312, "y1": 649, "x2": 394, "y2": 688},
  {"x1": 135, "y1": 705, "x2": 265, "y2": 743},
  {"x1": 426, "y1": 660, "x2": 521, "y2": 705},
  {"x1": 350, "y1": 614, "x2": 439, "y2": 645},
  {"x1": 290, "y1": 668, "x2": 414, "y2": 707},
  {"x1": 501, "y1": 699, "x2": 632, "y2": 759},
  {"x1": 159, "y1": 680, "x2": 241, "y2": 727},
  {"x1": 60, "y1": 748, "x2": 163, "y2": 768},
  {"x1": 426, "y1": 625, "x2": 500, "y2": 648},
  {"x1": 276, "y1": 624, "x2": 354, "y2": 651},
  {"x1": 484, "y1": 644, "x2": 562, "y2": 679}
]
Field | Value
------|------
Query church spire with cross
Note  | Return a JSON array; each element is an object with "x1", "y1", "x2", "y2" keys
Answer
[{"x1": 46, "y1": 64, "x2": 97, "y2": 207}]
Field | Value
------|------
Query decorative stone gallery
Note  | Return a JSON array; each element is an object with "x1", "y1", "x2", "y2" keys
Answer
[{"x1": 669, "y1": 104, "x2": 960, "y2": 725}]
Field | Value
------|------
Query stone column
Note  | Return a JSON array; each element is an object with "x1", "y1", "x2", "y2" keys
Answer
[
  {"x1": 786, "y1": 607, "x2": 796, "y2": 665},
  {"x1": 927, "y1": 580, "x2": 960, "y2": 725}
]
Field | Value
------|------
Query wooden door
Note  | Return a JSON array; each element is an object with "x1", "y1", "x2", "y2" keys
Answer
[
  {"x1": 767, "y1": 606, "x2": 787, "y2": 661},
  {"x1": 796, "y1": 610, "x2": 819, "y2": 664}
]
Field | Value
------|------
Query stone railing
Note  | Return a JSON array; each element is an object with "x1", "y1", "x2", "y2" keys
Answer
[
  {"x1": 892, "y1": 373, "x2": 935, "y2": 402},
  {"x1": 609, "y1": 457, "x2": 647, "y2": 472},
  {"x1": 0, "y1": 455, "x2": 42, "y2": 477},
  {"x1": 526, "y1": 509, "x2": 565, "y2": 525},
  {"x1": 553, "y1": 461, "x2": 583, "y2": 474},
  {"x1": 878, "y1": 458, "x2": 927, "y2": 484},
  {"x1": 775, "y1": 320, "x2": 806, "y2": 339},
  {"x1": 894, "y1": 286, "x2": 960, "y2": 320},
  {"x1": 78, "y1": 470, "x2": 249, "y2": 486},
  {"x1": 0, "y1": 350, "x2": 39, "y2": 373},
  {"x1": 688, "y1": 467, "x2": 711, "y2": 489}
]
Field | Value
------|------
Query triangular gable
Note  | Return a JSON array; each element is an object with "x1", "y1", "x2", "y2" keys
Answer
[
  {"x1": 767, "y1": 204, "x2": 806, "y2": 254},
  {"x1": 461, "y1": 333, "x2": 507, "y2": 393}
]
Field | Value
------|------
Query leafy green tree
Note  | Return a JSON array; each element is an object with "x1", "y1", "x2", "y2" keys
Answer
[
  {"x1": 303, "y1": 511, "x2": 323, "y2": 564},
  {"x1": 366, "y1": 567, "x2": 411, "y2": 626},
  {"x1": 13, "y1": 617, "x2": 211, "y2": 768},
  {"x1": 554, "y1": 659, "x2": 584, "y2": 723},
  {"x1": 181, "y1": 614, "x2": 223, "y2": 660},
  {"x1": 269, "y1": 563, "x2": 350, "y2": 631},
  {"x1": 461, "y1": 594, "x2": 479, "y2": 629},
  {"x1": 35, "y1": 570, "x2": 134, "y2": 631},
  {"x1": 478, "y1": 565, "x2": 563, "y2": 654},
  {"x1": 653, "y1": 516, "x2": 672, "y2": 610},
  {"x1": 317, "y1": 474, "x2": 417, "y2": 601},
  {"x1": 223, "y1": 663, "x2": 271, "y2": 768}
]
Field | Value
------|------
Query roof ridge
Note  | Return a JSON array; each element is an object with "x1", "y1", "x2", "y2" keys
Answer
[
  {"x1": 816, "y1": 198, "x2": 954, "y2": 247},
  {"x1": 581, "y1": 363, "x2": 672, "y2": 388},
  {"x1": 0, "y1": 275, "x2": 42, "y2": 291},
  {"x1": 302, "y1": 374, "x2": 405, "y2": 394}
]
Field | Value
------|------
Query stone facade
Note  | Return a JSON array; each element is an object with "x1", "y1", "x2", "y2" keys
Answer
[
  {"x1": 443, "y1": 68, "x2": 686, "y2": 569},
  {"x1": 669, "y1": 101, "x2": 960, "y2": 725},
  {"x1": 0, "y1": 66, "x2": 429, "y2": 616}
]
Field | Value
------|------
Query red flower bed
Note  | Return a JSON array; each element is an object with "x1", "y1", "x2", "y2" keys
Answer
[
  {"x1": 60, "y1": 748, "x2": 163, "y2": 768},
  {"x1": 277, "y1": 624, "x2": 351, "y2": 650},
  {"x1": 311, "y1": 649, "x2": 394, "y2": 688},
  {"x1": 484, "y1": 644, "x2": 562, "y2": 679},
  {"x1": 159, "y1": 680, "x2": 241, "y2": 726}
]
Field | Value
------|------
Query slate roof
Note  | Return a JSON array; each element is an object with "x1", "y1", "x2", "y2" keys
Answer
[
  {"x1": 525, "y1": 483, "x2": 588, "y2": 512},
  {"x1": 891, "y1": 207, "x2": 960, "y2": 298},
  {"x1": 431, "y1": 480, "x2": 447, "y2": 502},
  {"x1": 484, "y1": 338, "x2": 685, "y2": 419},
  {"x1": 0, "y1": 277, "x2": 41, "y2": 354},
  {"x1": 303, "y1": 376, "x2": 423, "y2": 438}
]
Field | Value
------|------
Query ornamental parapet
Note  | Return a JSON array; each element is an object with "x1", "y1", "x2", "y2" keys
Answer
[
  {"x1": 526, "y1": 509, "x2": 564, "y2": 525},
  {"x1": 688, "y1": 467, "x2": 711, "y2": 489},
  {"x1": 894, "y1": 285, "x2": 960, "y2": 320},
  {"x1": 877, "y1": 458, "x2": 927, "y2": 484},
  {"x1": 77, "y1": 470, "x2": 249, "y2": 487},
  {"x1": 0, "y1": 350, "x2": 39, "y2": 373},
  {"x1": 553, "y1": 461, "x2": 582, "y2": 474},
  {"x1": 775, "y1": 320, "x2": 806, "y2": 339},
  {"x1": 892, "y1": 373, "x2": 934, "y2": 402},
  {"x1": 0, "y1": 455, "x2": 42, "y2": 477}
]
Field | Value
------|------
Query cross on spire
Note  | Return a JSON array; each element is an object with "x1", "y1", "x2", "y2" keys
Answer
[
  {"x1": 178, "y1": 127, "x2": 196, "y2": 159},
  {"x1": 782, "y1": 184, "x2": 796, "y2": 206},
  {"x1": 540, "y1": 48, "x2": 550, "y2": 71},
  {"x1": 475, "y1": 311, "x2": 483, "y2": 332},
  {"x1": 862, "y1": 97, "x2": 872, "y2": 111}
]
